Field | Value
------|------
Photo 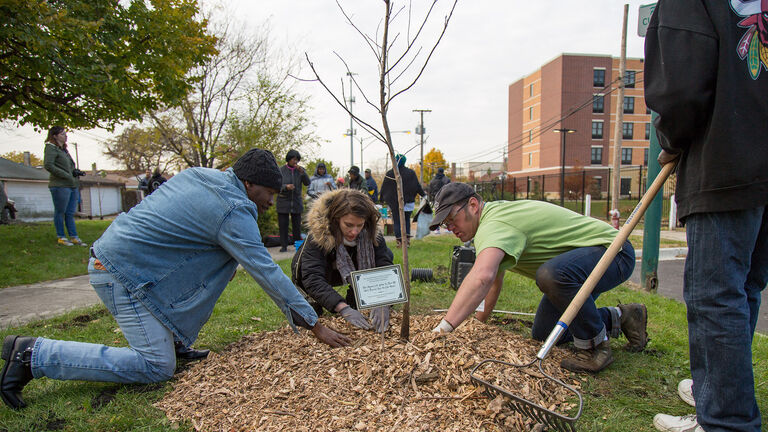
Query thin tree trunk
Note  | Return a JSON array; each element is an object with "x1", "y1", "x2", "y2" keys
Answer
[{"x1": 379, "y1": 0, "x2": 412, "y2": 340}]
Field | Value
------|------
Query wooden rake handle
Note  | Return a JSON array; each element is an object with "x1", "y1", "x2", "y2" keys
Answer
[{"x1": 536, "y1": 162, "x2": 676, "y2": 360}]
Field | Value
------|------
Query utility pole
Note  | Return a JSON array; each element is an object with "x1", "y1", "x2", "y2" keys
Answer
[
  {"x1": 610, "y1": 4, "x2": 629, "y2": 228},
  {"x1": 346, "y1": 72, "x2": 357, "y2": 167},
  {"x1": 73, "y1": 142, "x2": 80, "y2": 169},
  {"x1": 413, "y1": 109, "x2": 431, "y2": 183},
  {"x1": 554, "y1": 128, "x2": 576, "y2": 207}
]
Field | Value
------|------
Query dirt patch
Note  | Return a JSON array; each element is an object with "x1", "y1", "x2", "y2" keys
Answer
[
  {"x1": 52, "y1": 309, "x2": 109, "y2": 329},
  {"x1": 156, "y1": 314, "x2": 581, "y2": 431},
  {"x1": 92, "y1": 387, "x2": 118, "y2": 409}
]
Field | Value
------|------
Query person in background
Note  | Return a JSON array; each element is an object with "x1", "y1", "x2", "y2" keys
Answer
[
  {"x1": 291, "y1": 189, "x2": 394, "y2": 333},
  {"x1": 645, "y1": 1, "x2": 768, "y2": 430},
  {"x1": 42, "y1": 126, "x2": 87, "y2": 247},
  {"x1": 0, "y1": 182, "x2": 9, "y2": 224},
  {"x1": 0, "y1": 148, "x2": 350, "y2": 411},
  {"x1": 138, "y1": 169, "x2": 152, "y2": 196},
  {"x1": 427, "y1": 167, "x2": 450, "y2": 203},
  {"x1": 364, "y1": 168, "x2": 379, "y2": 203},
  {"x1": 276, "y1": 149, "x2": 310, "y2": 252},
  {"x1": 379, "y1": 154, "x2": 425, "y2": 248},
  {"x1": 307, "y1": 163, "x2": 336, "y2": 199},
  {"x1": 146, "y1": 169, "x2": 167, "y2": 195},
  {"x1": 430, "y1": 183, "x2": 648, "y2": 374},
  {"x1": 343, "y1": 166, "x2": 368, "y2": 195}
]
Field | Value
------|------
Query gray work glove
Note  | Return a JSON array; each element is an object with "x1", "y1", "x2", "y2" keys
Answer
[
  {"x1": 370, "y1": 306, "x2": 391, "y2": 333},
  {"x1": 339, "y1": 306, "x2": 372, "y2": 330}
]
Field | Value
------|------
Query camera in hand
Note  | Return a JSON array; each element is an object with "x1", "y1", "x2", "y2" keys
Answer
[{"x1": 72, "y1": 168, "x2": 86, "y2": 177}]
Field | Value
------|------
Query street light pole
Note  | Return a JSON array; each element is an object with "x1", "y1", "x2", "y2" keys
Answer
[
  {"x1": 413, "y1": 109, "x2": 431, "y2": 183},
  {"x1": 347, "y1": 72, "x2": 357, "y2": 167},
  {"x1": 554, "y1": 128, "x2": 576, "y2": 207}
]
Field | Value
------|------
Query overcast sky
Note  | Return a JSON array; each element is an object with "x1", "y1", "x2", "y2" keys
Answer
[{"x1": 2, "y1": 1, "x2": 652, "y2": 174}]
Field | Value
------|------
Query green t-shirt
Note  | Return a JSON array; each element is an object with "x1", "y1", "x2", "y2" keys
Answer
[{"x1": 473, "y1": 200, "x2": 618, "y2": 279}]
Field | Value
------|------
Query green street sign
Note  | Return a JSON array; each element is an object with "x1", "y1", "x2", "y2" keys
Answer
[{"x1": 638, "y1": 3, "x2": 657, "y2": 37}]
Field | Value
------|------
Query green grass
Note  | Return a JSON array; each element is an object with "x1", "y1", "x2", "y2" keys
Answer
[
  {"x1": 629, "y1": 235, "x2": 688, "y2": 251},
  {"x1": 1, "y1": 235, "x2": 766, "y2": 431},
  {"x1": 0, "y1": 220, "x2": 111, "y2": 289}
]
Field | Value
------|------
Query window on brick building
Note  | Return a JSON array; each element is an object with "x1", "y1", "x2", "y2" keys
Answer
[
  {"x1": 623, "y1": 96, "x2": 635, "y2": 114},
  {"x1": 593, "y1": 95, "x2": 604, "y2": 113},
  {"x1": 591, "y1": 147, "x2": 603, "y2": 165},
  {"x1": 622, "y1": 122, "x2": 634, "y2": 140},
  {"x1": 593, "y1": 68, "x2": 605, "y2": 87},
  {"x1": 624, "y1": 70, "x2": 636, "y2": 88},
  {"x1": 622, "y1": 148, "x2": 633, "y2": 165},
  {"x1": 592, "y1": 121, "x2": 604, "y2": 139}
]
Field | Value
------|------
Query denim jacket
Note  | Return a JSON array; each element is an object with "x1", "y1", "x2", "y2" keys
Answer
[{"x1": 92, "y1": 167, "x2": 318, "y2": 346}]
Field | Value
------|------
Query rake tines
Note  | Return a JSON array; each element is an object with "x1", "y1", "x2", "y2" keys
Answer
[{"x1": 470, "y1": 358, "x2": 583, "y2": 432}]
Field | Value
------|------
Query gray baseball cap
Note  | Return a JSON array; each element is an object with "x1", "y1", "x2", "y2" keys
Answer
[{"x1": 429, "y1": 183, "x2": 476, "y2": 230}]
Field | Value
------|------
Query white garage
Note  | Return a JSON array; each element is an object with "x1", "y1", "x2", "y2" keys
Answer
[{"x1": 0, "y1": 157, "x2": 54, "y2": 221}]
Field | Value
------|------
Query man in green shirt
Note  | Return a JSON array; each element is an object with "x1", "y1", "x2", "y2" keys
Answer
[{"x1": 430, "y1": 183, "x2": 647, "y2": 373}]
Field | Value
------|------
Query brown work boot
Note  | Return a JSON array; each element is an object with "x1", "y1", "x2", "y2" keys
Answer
[
  {"x1": 618, "y1": 303, "x2": 648, "y2": 352},
  {"x1": 560, "y1": 340, "x2": 613, "y2": 373}
]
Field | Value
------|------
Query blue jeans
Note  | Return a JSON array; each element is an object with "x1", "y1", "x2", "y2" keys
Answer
[
  {"x1": 685, "y1": 207, "x2": 767, "y2": 432},
  {"x1": 531, "y1": 240, "x2": 635, "y2": 349},
  {"x1": 49, "y1": 187, "x2": 79, "y2": 238},
  {"x1": 391, "y1": 207, "x2": 412, "y2": 240},
  {"x1": 30, "y1": 258, "x2": 175, "y2": 383}
]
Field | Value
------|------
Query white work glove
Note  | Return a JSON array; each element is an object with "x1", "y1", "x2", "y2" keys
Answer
[
  {"x1": 339, "y1": 306, "x2": 372, "y2": 330},
  {"x1": 370, "y1": 306, "x2": 391, "y2": 333},
  {"x1": 432, "y1": 318, "x2": 454, "y2": 333}
]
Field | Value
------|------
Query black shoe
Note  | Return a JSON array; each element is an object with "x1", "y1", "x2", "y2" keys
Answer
[
  {"x1": 1, "y1": 335, "x2": 37, "y2": 409},
  {"x1": 174, "y1": 341, "x2": 210, "y2": 361},
  {"x1": 279, "y1": 246, "x2": 288, "y2": 252}
]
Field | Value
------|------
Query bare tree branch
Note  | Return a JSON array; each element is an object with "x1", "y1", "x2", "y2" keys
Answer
[
  {"x1": 335, "y1": 0, "x2": 381, "y2": 60},
  {"x1": 388, "y1": 0, "x2": 458, "y2": 104},
  {"x1": 304, "y1": 53, "x2": 386, "y2": 143}
]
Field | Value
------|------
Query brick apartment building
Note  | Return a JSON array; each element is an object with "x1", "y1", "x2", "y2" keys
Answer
[{"x1": 507, "y1": 54, "x2": 651, "y2": 199}]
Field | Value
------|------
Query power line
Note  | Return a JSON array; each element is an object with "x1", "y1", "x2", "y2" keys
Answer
[
  {"x1": 456, "y1": 75, "x2": 624, "y2": 162},
  {"x1": 454, "y1": 74, "x2": 645, "y2": 165}
]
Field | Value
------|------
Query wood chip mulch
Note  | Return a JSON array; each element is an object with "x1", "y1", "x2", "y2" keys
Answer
[{"x1": 156, "y1": 314, "x2": 582, "y2": 431}]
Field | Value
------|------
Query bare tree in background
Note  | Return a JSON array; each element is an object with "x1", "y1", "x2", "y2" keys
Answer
[
  {"x1": 104, "y1": 125, "x2": 175, "y2": 173},
  {"x1": 142, "y1": 13, "x2": 314, "y2": 169},
  {"x1": 305, "y1": 0, "x2": 458, "y2": 340}
]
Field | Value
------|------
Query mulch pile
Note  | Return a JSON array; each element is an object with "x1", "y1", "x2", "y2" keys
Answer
[{"x1": 156, "y1": 314, "x2": 582, "y2": 431}]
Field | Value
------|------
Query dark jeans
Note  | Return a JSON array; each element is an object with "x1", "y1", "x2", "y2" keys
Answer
[
  {"x1": 531, "y1": 240, "x2": 635, "y2": 349},
  {"x1": 391, "y1": 207, "x2": 412, "y2": 240},
  {"x1": 278, "y1": 212, "x2": 302, "y2": 248},
  {"x1": 49, "y1": 187, "x2": 79, "y2": 238},
  {"x1": 685, "y1": 207, "x2": 767, "y2": 432}
]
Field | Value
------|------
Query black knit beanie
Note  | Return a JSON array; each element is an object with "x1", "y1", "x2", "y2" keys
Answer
[{"x1": 232, "y1": 149, "x2": 282, "y2": 191}]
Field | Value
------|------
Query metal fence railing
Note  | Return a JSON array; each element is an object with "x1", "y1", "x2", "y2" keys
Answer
[{"x1": 470, "y1": 166, "x2": 676, "y2": 225}]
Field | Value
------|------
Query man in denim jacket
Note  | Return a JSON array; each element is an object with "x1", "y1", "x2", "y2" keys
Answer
[{"x1": 0, "y1": 148, "x2": 350, "y2": 410}]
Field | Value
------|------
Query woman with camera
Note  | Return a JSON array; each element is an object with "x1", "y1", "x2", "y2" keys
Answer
[{"x1": 43, "y1": 126, "x2": 87, "y2": 247}]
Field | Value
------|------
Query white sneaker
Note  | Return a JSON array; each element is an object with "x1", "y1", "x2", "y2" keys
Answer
[
  {"x1": 653, "y1": 413, "x2": 703, "y2": 432},
  {"x1": 678, "y1": 379, "x2": 695, "y2": 407}
]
